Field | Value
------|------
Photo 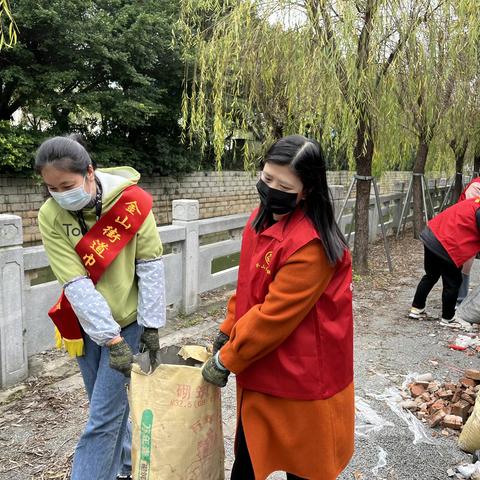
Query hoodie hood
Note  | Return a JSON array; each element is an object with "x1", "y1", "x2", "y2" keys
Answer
[{"x1": 95, "y1": 167, "x2": 141, "y2": 210}]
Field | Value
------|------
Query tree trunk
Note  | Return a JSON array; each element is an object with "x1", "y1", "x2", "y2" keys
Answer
[
  {"x1": 474, "y1": 153, "x2": 480, "y2": 176},
  {"x1": 51, "y1": 107, "x2": 71, "y2": 132},
  {"x1": 454, "y1": 168, "x2": 464, "y2": 202},
  {"x1": 0, "y1": 99, "x2": 19, "y2": 120},
  {"x1": 450, "y1": 139, "x2": 468, "y2": 202},
  {"x1": 412, "y1": 138, "x2": 429, "y2": 238},
  {"x1": 0, "y1": 81, "x2": 20, "y2": 120},
  {"x1": 0, "y1": 109, "x2": 12, "y2": 120},
  {"x1": 352, "y1": 116, "x2": 374, "y2": 274}
]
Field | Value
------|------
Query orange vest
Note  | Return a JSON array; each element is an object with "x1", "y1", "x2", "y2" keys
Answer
[
  {"x1": 234, "y1": 208, "x2": 353, "y2": 400},
  {"x1": 428, "y1": 198, "x2": 480, "y2": 267}
]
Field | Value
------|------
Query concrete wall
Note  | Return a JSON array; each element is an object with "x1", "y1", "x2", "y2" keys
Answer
[
  {"x1": 0, "y1": 170, "x2": 450, "y2": 244},
  {"x1": 0, "y1": 171, "x2": 260, "y2": 244}
]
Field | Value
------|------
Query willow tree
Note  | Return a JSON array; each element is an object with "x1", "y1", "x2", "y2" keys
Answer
[
  {"x1": 306, "y1": 1, "x2": 446, "y2": 272},
  {"x1": 0, "y1": 0, "x2": 17, "y2": 49},
  {"x1": 177, "y1": 2, "x2": 348, "y2": 166},
  {"x1": 446, "y1": 75, "x2": 480, "y2": 200},
  {"x1": 473, "y1": 128, "x2": 480, "y2": 175},
  {"x1": 177, "y1": 0, "x2": 471, "y2": 272},
  {"x1": 428, "y1": 39, "x2": 480, "y2": 204},
  {"x1": 387, "y1": 5, "x2": 470, "y2": 237}
]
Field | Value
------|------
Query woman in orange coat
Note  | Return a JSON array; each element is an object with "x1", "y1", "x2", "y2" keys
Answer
[{"x1": 202, "y1": 135, "x2": 354, "y2": 479}]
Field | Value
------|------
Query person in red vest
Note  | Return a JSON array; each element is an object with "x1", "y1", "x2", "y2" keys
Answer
[
  {"x1": 456, "y1": 176, "x2": 480, "y2": 304},
  {"x1": 458, "y1": 176, "x2": 480, "y2": 202},
  {"x1": 409, "y1": 196, "x2": 480, "y2": 327},
  {"x1": 201, "y1": 135, "x2": 354, "y2": 480}
]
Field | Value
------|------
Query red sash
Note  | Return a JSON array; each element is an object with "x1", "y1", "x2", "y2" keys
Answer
[{"x1": 48, "y1": 185, "x2": 153, "y2": 356}]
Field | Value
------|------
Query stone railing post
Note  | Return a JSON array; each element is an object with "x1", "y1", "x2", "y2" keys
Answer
[
  {"x1": 329, "y1": 185, "x2": 345, "y2": 211},
  {"x1": 0, "y1": 215, "x2": 28, "y2": 388},
  {"x1": 368, "y1": 198, "x2": 379, "y2": 242},
  {"x1": 393, "y1": 181, "x2": 406, "y2": 193},
  {"x1": 172, "y1": 200, "x2": 200, "y2": 314},
  {"x1": 392, "y1": 194, "x2": 403, "y2": 231}
]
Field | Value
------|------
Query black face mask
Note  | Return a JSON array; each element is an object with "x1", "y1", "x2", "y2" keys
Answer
[{"x1": 256, "y1": 179, "x2": 298, "y2": 215}]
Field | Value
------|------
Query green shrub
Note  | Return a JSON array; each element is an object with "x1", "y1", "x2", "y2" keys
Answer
[{"x1": 0, "y1": 123, "x2": 45, "y2": 174}]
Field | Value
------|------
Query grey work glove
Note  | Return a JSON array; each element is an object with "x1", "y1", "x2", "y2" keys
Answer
[
  {"x1": 212, "y1": 331, "x2": 229, "y2": 356},
  {"x1": 140, "y1": 327, "x2": 160, "y2": 367},
  {"x1": 109, "y1": 338, "x2": 134, "y2": 377},
  {"x1": 201, "y1": 352, "x2": 230, "y2": 387}
]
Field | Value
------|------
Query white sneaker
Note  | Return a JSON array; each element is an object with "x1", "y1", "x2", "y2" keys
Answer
[
  {"x1": 409, "y1": 307, "x2": 427, "y2": 319},
  {"x1": 440, "y1": 317, "x2": 473, "y2": 331},
  {"x1": 440, "y1": 317, "x2": 455, "y2": 326}
]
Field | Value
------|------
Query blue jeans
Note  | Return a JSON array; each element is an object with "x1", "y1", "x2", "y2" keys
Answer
[
  {"x1": 457, "y1": 273, "x2": 470, "y2": 305},
  {"x1": 72, "y1": 321, "x2": 142, "y2": 480}
]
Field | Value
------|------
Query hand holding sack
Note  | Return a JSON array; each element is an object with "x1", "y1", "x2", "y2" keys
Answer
[
  {"x1": 202, "y1": 352, "x2": 230, "y2": 387},
  {"x1": 109, "y1": 338, "x2": 134, "y2": 377},
  {"x1": 140, "y1": 327, "x2": 160, "y2": 368}
]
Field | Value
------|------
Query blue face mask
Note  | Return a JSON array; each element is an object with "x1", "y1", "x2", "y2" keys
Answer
[{"x1": 49, "y1": 176, "x2": 93, "y2": 211}]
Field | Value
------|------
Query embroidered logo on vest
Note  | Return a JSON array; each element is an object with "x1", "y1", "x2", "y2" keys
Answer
[
  {"x1": 265, "y1": 251, "x2": 272, "y2": 265},
  {"x1": 256, "y1": 250, "x2": 273, "y2": 275}
]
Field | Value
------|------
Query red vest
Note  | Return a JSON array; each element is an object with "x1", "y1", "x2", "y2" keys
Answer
[
  {"x1": 458, "y1": 178, "x2": 480, "y2": 202},
  {"x1": 234, "y1": 208, "x2": 354, "y2": 400},
  {"x1": 428, "y1": 198, "x2": 480, "y2": 267}
]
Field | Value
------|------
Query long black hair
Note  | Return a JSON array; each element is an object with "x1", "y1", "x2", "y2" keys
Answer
[{"x1": 253, "y1": 134, "x2": 348, "y2": 264}]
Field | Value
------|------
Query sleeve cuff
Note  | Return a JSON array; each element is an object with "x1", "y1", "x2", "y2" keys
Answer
[{"x1": 214, "y1": 351, "x2": 228, "y2": 371}]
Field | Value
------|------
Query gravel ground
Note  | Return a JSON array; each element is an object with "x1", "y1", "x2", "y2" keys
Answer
[
  {"x1": 0, "y1": 235, "x2": 479, "y2": 479},
  {"x1": 337, "y1": 239, "x2": 477, "y2": 480}
]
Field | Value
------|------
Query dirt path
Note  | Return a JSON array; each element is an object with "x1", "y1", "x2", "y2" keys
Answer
[{"x1": 0, "y1": 235, "x2": 479, "y2": 479}]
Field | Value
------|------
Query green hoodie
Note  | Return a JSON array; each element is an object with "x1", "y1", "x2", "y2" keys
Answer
[{"x1": 38, "y1": 167, "x2": 163, "y2": 329}]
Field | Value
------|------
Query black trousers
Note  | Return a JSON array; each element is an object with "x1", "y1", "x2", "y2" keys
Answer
[
  {"x1": 230, "y1": 420, "x2": 307, "y2": 480},
  {"x1": 412, "y1": 246, "x2": 462, "y2": 320}
]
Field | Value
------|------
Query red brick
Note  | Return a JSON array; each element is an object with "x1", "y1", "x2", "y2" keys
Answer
[
  {"x1": 431, "y1": 400, "x2": 446, "y2": 412},
  {"x1": 420, "y1": 392, "x2": 431, "y2": 402},
  {"x1": 452, "y1": 388, "x2": 463, "y2": 403},
  {"x1": 442, "y1": 415, "x2": 463, "y2": 430},
  {"x1": 428, "y1": 383, "x2": 440, "y2": 394},
  {"x1": 419, "y1": 403, "x2": 430, "y2": 412},
  {"x1": 451, "y1": 400, "x2": 471, "y2": 422},
  {"x1": 461, "y1": 393, "x2": 476, "y2": 405},
  {"x1": 428, "y1": 410, "x2": 446, "y2": 428},
  {"x1": 410, "y1": 383, "x2": 426, "y2": 398},
  {"x1": 438, "y1": 390, "x2": 454, "y2": 400},
  {"x1": 460, "y1": 377, "x2": 477, "y2": 388},
  {"x1": 465, "y1": 369, "x2": 480, "y2": 381}
]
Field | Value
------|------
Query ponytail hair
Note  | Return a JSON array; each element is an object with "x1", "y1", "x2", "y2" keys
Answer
[{"x1": 34, "y1": 134, "x2": 92, "y2": 174}]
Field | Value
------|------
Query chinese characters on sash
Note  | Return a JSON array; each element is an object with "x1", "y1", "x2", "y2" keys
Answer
[{"x1": 82, "y1": 200, "x2": 143, "y2": 268}]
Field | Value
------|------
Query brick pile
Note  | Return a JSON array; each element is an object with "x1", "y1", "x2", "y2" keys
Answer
[{"x1": 402, "y1": 370, "x2": 480, "y2": 434}]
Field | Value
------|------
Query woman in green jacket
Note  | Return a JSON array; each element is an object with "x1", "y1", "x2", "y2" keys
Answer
[{"x1": 35, "y1": 135, "x2": 166, "y2": 480}]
